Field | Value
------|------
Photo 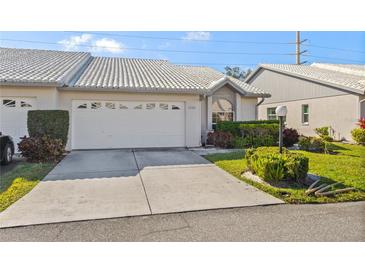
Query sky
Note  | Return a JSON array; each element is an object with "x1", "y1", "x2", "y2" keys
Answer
[{"x1": 0, "y1": 31, "x2": 364, "y2": 72}]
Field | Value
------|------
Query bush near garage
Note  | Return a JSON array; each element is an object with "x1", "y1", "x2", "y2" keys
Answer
[
  {"x1": 27, "y1": 110, "x2": 69, "y2": 146},
  {"x1": 216, "y1": 120, "x2": 279, "y2": 148},
  {"x1": 206, "y1": 131, "x2": 234, "y2": 148},
  {"x1": 18, "y1": 135, "x2": 65, "y2": 163},
  {"x1": 245, "y1": 147, "x2": 309, "y2": 182},
  {"x1": 282, "y1": 128, "x2": 299, "y2": 147},
  {"x1": 351, "y1": 128, "x2": 365, "y2": 145}
]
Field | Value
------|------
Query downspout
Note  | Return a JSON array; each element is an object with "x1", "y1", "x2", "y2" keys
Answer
[{"x1": 255, "y1": 97, "x2": 266, "y2": 120}]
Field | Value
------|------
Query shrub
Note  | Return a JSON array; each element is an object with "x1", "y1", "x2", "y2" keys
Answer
[
  {"x1": 28, "y1": 110, "x2": 69, "y2": 146},
  {"x1": 18, "y1": 135, "x2": 65, "y2": 162},
  {"x1": 216, "y1": 120, "x2": 279, "y2": 148},
  {"x1": 314, "y1": 126, "x2": 333, "y2": 141},
  {"x1": 216, "y1": 120, "x2": 279, "y2": 136},
  {"x1": 283, "y1": 128, "x2": 299, "y2": 147},
  {"x1": 357, "y1": 118, "x2": 365, "y2": 129},
  {"x1": 351, "y1": 128, "x2": 365, "y2": 145},
  {"x1": 298, "y1": 136, "x2": 325, "y2": 152},
  {"x1": 245, "y1": 147, "x2": 309, "y2": 182},
  {"x1": 206, "y1": 131, "x2": 234, "y2": 148},
  {"x1": 233, "y1": 135, "x2": 275, "y2": 148}
]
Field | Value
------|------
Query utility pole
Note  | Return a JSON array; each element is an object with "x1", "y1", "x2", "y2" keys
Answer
[
  {"x1": 295, "y1": 31, "x2": 308, "y2": 65},
  {"x1": 296, "y1": 31, "x2": 300, "y2": 65}
]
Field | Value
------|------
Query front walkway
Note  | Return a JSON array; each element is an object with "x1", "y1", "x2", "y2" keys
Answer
[{"x1": 0, "y1": 149, "x2": 283, "y2": 228}]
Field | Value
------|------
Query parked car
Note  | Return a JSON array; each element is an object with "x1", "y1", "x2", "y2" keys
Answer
[{"x1": 0, "y1": 133, "x2": 15, "y2": 165}]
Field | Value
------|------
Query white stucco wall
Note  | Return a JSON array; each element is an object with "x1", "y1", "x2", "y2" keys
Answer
[
  {"x1": 1, "y1": 85, "x2": 260, "y2": 149},
  {"x1": 258, "y1": 94, "x2": 360, "y2": 140},
  {"x1": 0, "y1": 85, "x2": 58, "y2": 109}
]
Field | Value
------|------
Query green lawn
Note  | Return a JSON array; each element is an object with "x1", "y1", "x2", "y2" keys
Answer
[
  {"x1": 0, "y1": 162, "x2": 55, "y2": 212},
  {"x1": 205, "y1": 143, "x2": 365, "y2": 203}
]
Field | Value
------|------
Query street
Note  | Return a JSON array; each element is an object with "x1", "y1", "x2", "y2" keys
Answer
[{"x1": 0, "y1": 202, "x2": 364, "y2": 241}]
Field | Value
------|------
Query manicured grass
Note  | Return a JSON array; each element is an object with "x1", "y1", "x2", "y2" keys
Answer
[
  {"x1": 0, "y1": 162, "x2": 55, "y2": 212},
  {"x1": 205, "y1": 143, "x2": 365, "y2": 203}
]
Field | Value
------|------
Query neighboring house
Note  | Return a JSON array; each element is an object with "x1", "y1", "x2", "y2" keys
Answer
[
  {"x1": 245, "y1": 63, "x2": 365, "y2": 141},
  {"x1": 0, "y1": 47, "x2": 269, "y2": 150}
]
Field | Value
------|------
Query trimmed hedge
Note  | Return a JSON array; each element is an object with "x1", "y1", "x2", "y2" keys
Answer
[
  {"x1": 27, "y1": 110, "x2": 69, "y2": 146},
  {"x1": 216, "y1": 120, "x2": 279, "y2": 148},
  {"x1": 245, "y1": 147, "x2": 309, "y2": 182},
  {"x1": 216, "y1": 120, "x2": 279, "y2": 136}
]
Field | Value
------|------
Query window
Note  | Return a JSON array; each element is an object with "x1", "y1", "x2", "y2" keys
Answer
[
  {"x1": 267, "y1": 107, "x2": 277, "y2": 120},
  {"x1": 20, "y1": 101, "x2": 32, "y2": 108},
  {"x1": 212, "y1": 98, "x2": 234, "y2": 129},
  {"x1": 77, "y1": 103, "x2": 87, "y2": 109},
  {"x1": 212, "y1": 112, "x2": 234, "y2": 124},
  {"x1": 119, "y1": 104, "x2": 128, "y2": 109},
  {"x1": 146, "y1": 103, "x2": 156, "y2": 110},
  {"x1": 302, "y1": 104, "x2": 309, "y2": 124},
  {"x1": 134, "y1": 104, "x2": 143, "y2": 110},
  {"x1": 105, "y1": 102, "x2": 116, "y2": 109},
  {"x1": 3, "y1": 99, "x2": 16, "y2": 107},
  {"x1": 91, "y1": 102, "x2": 102, "y2": 109},
  {"x1": 159, "y1": 103, "x2": 168, "y2": 110},
  {"x1": 172, "y1": 105, "x2": 181, "y2": 110}
]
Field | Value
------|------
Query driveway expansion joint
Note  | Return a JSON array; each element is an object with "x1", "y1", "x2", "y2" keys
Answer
[{"x1": 132, "y1": 149, "x2": 153, "y2": 215}]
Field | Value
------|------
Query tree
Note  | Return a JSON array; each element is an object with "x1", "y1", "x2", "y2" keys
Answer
[{"x1": 224, "y1": 66, "x2": 252, "y2": 80}]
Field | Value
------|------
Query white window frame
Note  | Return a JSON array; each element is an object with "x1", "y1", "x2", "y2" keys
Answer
[
  {"x1": 267, "y1": 107, "x2": 277, "y2": 120},
  {"x1": 302, "y1": 104, "x2": 309, "y2": 125}
]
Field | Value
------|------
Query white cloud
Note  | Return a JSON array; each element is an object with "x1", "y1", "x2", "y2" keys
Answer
[
  {"x1": 92, "y1": 38, "x2": 125, "y2": 53},
  {"x1": 58, "y1": 34, "x2": 92, "y2": 50},
  {"x1": 182, "y1": 31, "x2": 211, "y2": 41}
]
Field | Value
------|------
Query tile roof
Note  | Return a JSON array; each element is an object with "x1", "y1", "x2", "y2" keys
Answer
[
  {"x1": 0, "y1": 47, "x2": 269, "y2": 97},
  {"x1": 72, "y1": 57, "x2": 206, "y2": 91},
  {"x1": 0, "y1": 47, "x2": 91, "y2": 85},
  {"x1": 174, "y1": 65, "x2": 269, "y2": 96},
  {"x1": 69, "y1": 56, "x2": 269, "y2": 96},
  {"x1": 253, "y1": 63, "x2": 365, "y2": 94}
]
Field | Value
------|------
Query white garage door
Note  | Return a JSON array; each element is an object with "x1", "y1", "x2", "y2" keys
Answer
[
  {"x1": 72, "y1": 100, "x2": 186, "y2": 149},
  {"x1": 0, "y1": 97, "x2": 36, "y2": 150}
]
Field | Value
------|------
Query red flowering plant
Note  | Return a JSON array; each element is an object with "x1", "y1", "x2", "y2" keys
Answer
[{"x1": 358, "y1": 118, "x2": 365, "y2": 129}]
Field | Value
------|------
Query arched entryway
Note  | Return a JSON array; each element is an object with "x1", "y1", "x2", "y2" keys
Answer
[{"x1": 212, "y1": 98, "x2": 234, "y2": 129}]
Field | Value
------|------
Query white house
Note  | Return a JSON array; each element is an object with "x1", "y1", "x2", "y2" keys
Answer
[
  {"x1": 0, "y1": 47, "x2": 270, "y2": 150},
  {"x1": 245, "y1": 63, "x2": 365, "y2": 141}
]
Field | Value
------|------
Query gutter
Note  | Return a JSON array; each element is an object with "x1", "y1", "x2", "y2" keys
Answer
[
  {"x1": 0, "y1": 81, "x2": 59, "y2": 87},
  {"x1": 256, "y1": 97, "x2": 265, "y2": 106}
]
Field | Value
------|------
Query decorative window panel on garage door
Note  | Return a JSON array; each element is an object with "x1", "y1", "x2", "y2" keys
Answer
[
  {"x1": 0, "y1": 97, "x2": 36, "y2": 150},
  {"x1": 71, "y1": 100, "x2": 186, "y2": 149}
]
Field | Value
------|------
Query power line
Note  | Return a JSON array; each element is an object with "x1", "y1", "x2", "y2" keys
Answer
[
  {"x1": 66, "y1": 31, "x2": 295, "y2": 45},
  {"x1": 304, "y1": 43, "x2": 365, "y2": 54},
  {"x1": 0, "y1": 38, "x2": 294, "y2": 56},
  {"x1": 304, "y1": 54, "x2": 365, "y2": 64},
  {"x1": 1, "y1": 38, "x2": 364, "y2": 65},
  {"x1": 69, "y1": 31, "x2": 365, "y2": 56}
]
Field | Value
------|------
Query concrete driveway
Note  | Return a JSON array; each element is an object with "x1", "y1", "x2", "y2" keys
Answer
[{"x1": 0, "y1": 149, "x2": 283, "y2": 228}]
